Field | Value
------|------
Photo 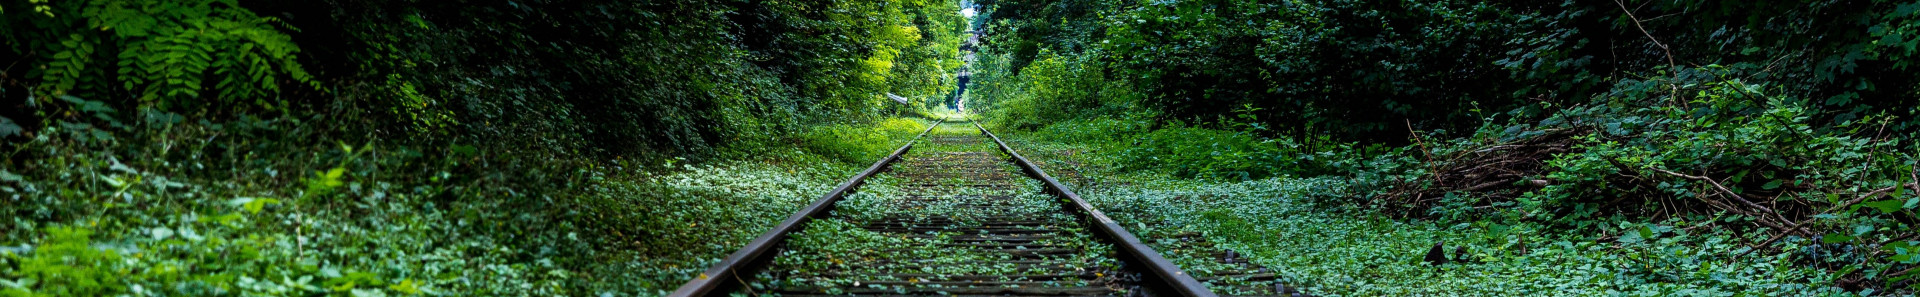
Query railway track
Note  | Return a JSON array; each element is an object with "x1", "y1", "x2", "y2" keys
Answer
[{"x1": 670, "y1": 119, "x2": 1310, "y2": 297}]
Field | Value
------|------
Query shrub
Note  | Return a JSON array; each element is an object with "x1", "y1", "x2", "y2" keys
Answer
[
  {"x1": 798, "y1": 118, "x2": 929, "y2": 164},
  {"x1": 1364, "y1": 70, "x2": 1920, "y2": 291},
  {"x1": 2, "y1": 227, "x2": 125, "y2": 297},
  {"x1": 1528, "y1": 85, "x2": 1916, "y2": 288},
  {"x1": 1034, "y1": 117, "x2": 1149, "y2": 145},
  {"x1": 1112, "y1": 127, "x2": 1282, "y2": 180},
  {"x1": 1026, "y1": 118, "x2": 1373, "y2": 181},
  {"x1": 974, "y1": 52, "x2": 1141, "y2": 130},
  {"x1": 876, "y1": 117, "x2": 929, "y2": 136}
]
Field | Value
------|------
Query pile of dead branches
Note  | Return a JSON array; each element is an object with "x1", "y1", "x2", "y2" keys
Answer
[{"x1": 1374, "y1": 128, "x2": 1580, "y2": 216}]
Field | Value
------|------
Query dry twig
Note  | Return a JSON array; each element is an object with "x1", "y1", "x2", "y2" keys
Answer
[
  {"x1": 1738, "y1": 182, "x2": 1920, "y2": 256},
  {"x1": 1650, "y1": 168, "x2": 1793, "y2": 225}
]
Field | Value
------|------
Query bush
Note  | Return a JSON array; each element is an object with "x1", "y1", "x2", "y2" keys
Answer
[
  {"x1": 1024, "y1": 117, "x2": 1375, "y2": 181},
  {"x1": 1033, "y1": 117, "x2": 1149, "y2": 145},
  {"x1": 876, "y1": 117, "x2": 930, "y2": 136},
  {"x1": 973, "y1": 52, "x2": 1141, "y2": 130},
  {"x1": 798, "y1": 118, "x2": 929, "y2": 164},
  {"x1": 2, "y1": 227, "x2": 125, "y2": 296},
  {"x1": 1111, "y1": 127, "x2": 1280, "y2": 180},
  {"x1": 1362, "y1": 69, "x2": 1920, "y2": 291},
  {"x1": 1533, "y1": 84, "x2": 1916, "y2": 289}
]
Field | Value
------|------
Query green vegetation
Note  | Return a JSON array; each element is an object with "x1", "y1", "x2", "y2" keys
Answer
[
  {"x1": 579, "y1": 153, "x2": 866, "y2": 294},
  {"x1": 3, "y1": 0, "x2": 1916, "y2": 296},
  {"x1": 761, "y1": 124, "x2": 1130, "y2": 295},
  {"x1": 975, "y1": 0, "x2": 1920, "y2": 142},
  {"x1": 801, "y1": 118, "x2": 932, "y2": 163},
  {"x1": 2, "y1": 0, "x2": 965, "y2": 296},
  {"x1": 971, "y1": 0, "x2": 1920, "y2": 295},
  {"x1": 4, "y1": 0, "x2": 317, "y2": 110}
]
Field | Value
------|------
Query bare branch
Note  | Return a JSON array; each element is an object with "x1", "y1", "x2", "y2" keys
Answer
[
  {"x1": 1613, "y1": 0, "x2": 1677, "y2": 72},
  {"x1": 1651, "y1": 168, "x2": 1785, "y2": 219},
  {"x1": 1739, "y1": 182, "x2": 1920, "y2": 256}
]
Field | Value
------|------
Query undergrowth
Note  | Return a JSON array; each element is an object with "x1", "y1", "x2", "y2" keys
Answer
[
  {"x1": 1, "y1": 109, "x2": 586, "y2": 296},
  {"x1": 1009, "y1": 133, "x2": 1865, "y2": 296},
  {"x1": 1096, "y1": 176, "x2": 1845, "y2": 296},
  {"x1": 0, "y1": 110, "x2": 924, "y2": 296},
  {"x1": 575, "y1": 151, "x2": 860, "y2": 295},
  {"x1": 998, "y1": 76, "x2": 1917, "y2": 295},
  {"x1": 799, "y1": 118, "x2": 932, "y2": 163}
]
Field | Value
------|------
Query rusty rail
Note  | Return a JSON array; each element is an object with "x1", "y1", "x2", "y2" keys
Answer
[
  {"x1": 667, "y1": 117, "x2": 945, "y2": 297},
  {"x1": 973, "y1": 120, "x2": 1220, "y2": 297}
]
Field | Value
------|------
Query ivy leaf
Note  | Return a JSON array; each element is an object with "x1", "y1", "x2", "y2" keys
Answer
[
  {"x1": 151, "y1": 227, "x2": 175, "y2": 240},
  {"x1": 0, "y1": 116, "x2": 19, "y2": 138},
  {"x1": 1893, "y1": 253, "x2": 1917, "y2": 264},
  {"x1": 1823, "y1": 233, "x2": 1853, "y2": 243},
  {"x1": 179, "y1": 227, "x2": 204, "y2": 242}
]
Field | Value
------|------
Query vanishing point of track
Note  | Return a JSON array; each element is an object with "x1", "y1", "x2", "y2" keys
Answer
[{"x1": 670, "y1": 119, "x2": 1311, "y2": 297}]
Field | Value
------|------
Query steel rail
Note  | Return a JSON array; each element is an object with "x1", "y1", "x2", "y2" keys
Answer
[
  {"x1": 667, "y1": 116, "x2": 946, "y2": 297},
  {"x1": 972, "y1": 120, "x2": 1220, "y2": 297}
]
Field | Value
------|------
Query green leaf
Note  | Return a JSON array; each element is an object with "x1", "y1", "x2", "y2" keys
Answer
[
  {"x1": 243, "y1": 198, "x2": 281, "y2": 214},
  {"x1": 1823, "y1": 233, "x2": 1853, "y2": 243},
  {"x1": 1865, "y1": 199, "x2": 1905, "y2": 214},
  {"x1": 1886, "y1": 241, "x2": 1916, "y2": 254},
  {"x1": 388, "y1": 279, "x2": 423, "y2": 295},
  {"x1": 150, "y1": 227, "x2": 175, "y2": 240}
]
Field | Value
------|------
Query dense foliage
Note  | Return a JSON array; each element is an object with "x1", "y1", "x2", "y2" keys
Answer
[
  {"x1": 2, "y1": 0, "x2": 1916, "y2": 295},
  {"x1": 288, "y1": 0, "x2": 966, "y2": 159},
  {"x1": 973, "y1": 0, "x2": 1920, "y2": 143},
  {"x1": 1, "y1": 0, "x2": 318, "y2": 114},
  {"x1": 2, "y1": 0, "x2": 964, "y2": 296},
  {"x1": 972, "y1": 0, "x2": 1920, "y2": 294}
]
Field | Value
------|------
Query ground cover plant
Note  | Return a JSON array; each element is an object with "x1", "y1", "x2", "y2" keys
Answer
[
  {"x1": 1006, "y1": 131, "x2": 1867, "y2": 296},
  {"x1": 966, "y1": 0, "x2": 1920, "y2": 295},
  {"x1": 5, "y1": 0, "x2": 1919, "y2": 296},
  {"x1": 0, "y1": 111, "x2": 929, "y2": 296},
  {"x1": 989, "y1": 81, "x2": 1917, "y2": 295},
  {"x1": 2, "y1": 1, "x2": 964, "y2": 295}
]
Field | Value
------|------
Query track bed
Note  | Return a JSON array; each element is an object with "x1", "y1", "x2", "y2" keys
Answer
[
  {"x1": 757, "y1": 123, "x2": 1141, "y2": 296},
  {"x1": 676, "y1": 120, "x2": 1307, "y2": 297}
]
